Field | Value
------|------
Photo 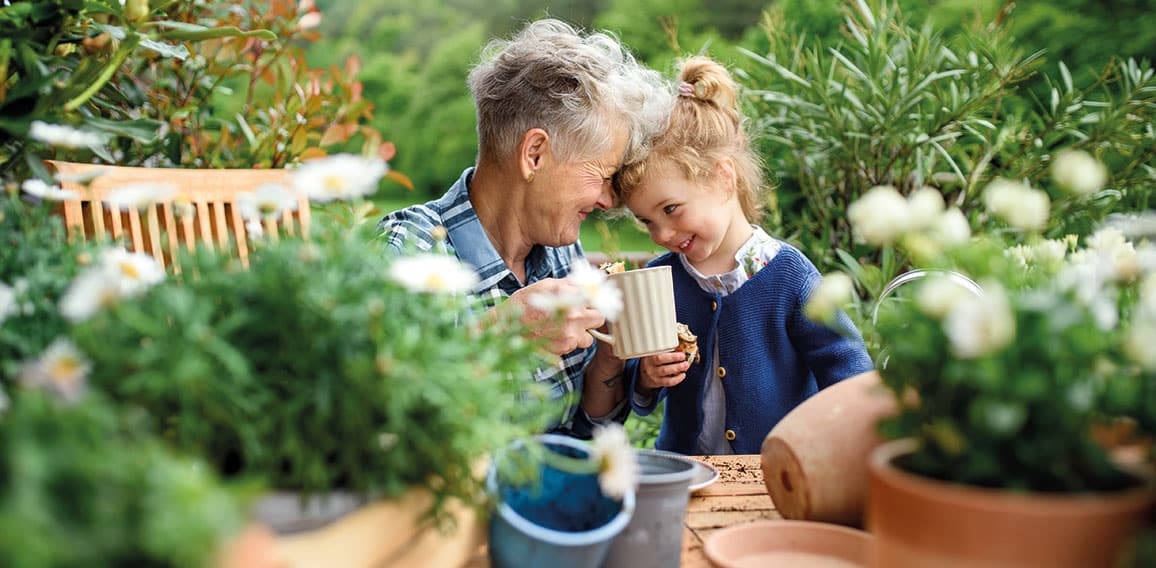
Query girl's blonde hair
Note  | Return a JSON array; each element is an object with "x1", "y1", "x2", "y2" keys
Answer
[{"x1": 615, "y1": 56, "x2": 766, "y2": 223}]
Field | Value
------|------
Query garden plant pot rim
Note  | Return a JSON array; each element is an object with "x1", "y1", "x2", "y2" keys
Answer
[
  {"x1": 703, "y1": 519, "x2": 873, "y2": 568},
  {"x1": 490, "y1": 433, "x2": 636, "y2": 547},
  {"x1": 870, "y1": 438, "x2": 1156, "y2": 515},
  {"x1": 633, "y1": 448, "x2": 698, "y2": 486}
]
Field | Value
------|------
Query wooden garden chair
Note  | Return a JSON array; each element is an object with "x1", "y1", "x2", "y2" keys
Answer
[{"x1": 46, "y1": 160, "x2": 310, "y2": 270}]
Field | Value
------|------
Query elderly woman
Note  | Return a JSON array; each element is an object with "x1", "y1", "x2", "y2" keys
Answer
[{"x1": 379, "y1": 19, "x2": 673, "y2": 437}]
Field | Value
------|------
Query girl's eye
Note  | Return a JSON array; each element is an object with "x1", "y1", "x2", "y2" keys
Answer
[{"x1": 663, "y1": 204, "x2": 678, "y2": 215}]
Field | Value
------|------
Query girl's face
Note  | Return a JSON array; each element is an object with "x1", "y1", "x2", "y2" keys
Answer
[{"x1": 625, "y1": 159, "x2": 752, "y2": 274}]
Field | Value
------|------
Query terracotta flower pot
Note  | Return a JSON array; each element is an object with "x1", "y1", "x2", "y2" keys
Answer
[
  {"x1": 760, "y1": 371, "x2": 897, "y2": 526},
  {"x1": 867, "y1": 439, "x2": 1156, "y2": 568},
  {"x1": 252, "y1": 488, "x2": 482, "y2": 567},
  {"x1": 703, "y1": 519, "x2": 873, "y2": 568}
]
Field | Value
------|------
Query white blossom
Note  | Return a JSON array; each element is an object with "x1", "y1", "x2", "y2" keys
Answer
[
  {"x1": 21, "y1": 179, "x2": 79, "y2": 201},
  {"x1": 171, "y1": 196, "x2": 196, "y2": 220},
  {"x1": 105, "y1": 183, "x2": 177, "y2": 211},
  {"x1": 1087, "y1": 228, "x2": 1139, "y2": 281},
  {"x1": 982, "y1": 179, "x2": 1050, "y2": 232},
  {"x1": 245, "y1": 219, "x2": 264, "y2": 240},
  {"x1": 804, "y1": 272, "x2": 854, "y2": 323},
  {"x1": 60, "y1": 248, "x2": 165, "y2": 321},
  {"x1": 931, "y1": 207, "x2": 971, "y2": 246},
  {"x1": 917, "y1": 276, "x2": 973, "y2": 318},
  {"x1": 567, "y1": 262, "x2": 623, "y2": 321},
  {"x1": 1051, "y1": 149, "x2": 1108, "y2": 196},
  {"x1": 17, "y1": 338, "x2": 91, "y2": 403},
  {"x1": 906, "y1": 187, "x2": 946, "y2": 232},
  {"x1": 1033, "y1": 239, "x2": 1069, "y2": 267},
  {"x1": 944, "y1": 282, "x2": 1015, "y2": 359},
  {"x1": 848, "y1": 185, "x2": 910, "y2": 246},
  {"x1": 589, "y1": 424, "x2": 637, "y2": 500},
  {"x1": 28, "y1": 121, "x2": 107, "y2": 149},
  {"x1": 389, "y1": 254, "x2": 479, "y2": 294},
  {"x1": 292, "y1": 154, "x2": 387, "y2": 202},
  {"x1": 237, "y1": 183, "x2": 299, "y2": 220}
]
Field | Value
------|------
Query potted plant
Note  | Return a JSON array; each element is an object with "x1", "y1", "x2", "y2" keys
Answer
[
  {"x1": 51, "y1": 156, "x2": 559, "y2": 565},
  {"x1": 830, "y1": 149, "x2": 1156, "y2": 567}
]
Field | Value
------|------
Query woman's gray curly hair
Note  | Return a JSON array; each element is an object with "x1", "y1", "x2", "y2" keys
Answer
[{"x1": 469, "y1": 19, "x2": 673, "y2": 167}]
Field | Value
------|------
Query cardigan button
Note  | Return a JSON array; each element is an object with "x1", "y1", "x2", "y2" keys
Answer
[
  {"x1": 725, "y1": 429, "x2": 736, "y2": 441},
  {"x1": 717, "y1": 366, "x2": 726, "y2": 379},
  {"x1": 711, "y1": 300, "x2": 718, "y2": 312}
]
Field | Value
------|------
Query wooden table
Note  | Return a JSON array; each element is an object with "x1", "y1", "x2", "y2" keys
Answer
[{"x1": 680, "y1": 454, "x2": 779, "y2": 567}]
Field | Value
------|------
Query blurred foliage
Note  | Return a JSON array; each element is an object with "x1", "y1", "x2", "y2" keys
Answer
[
  {"x1": 1, "y1": 0, "x2": 403, "y2": 184},
  {"x1": 69, "y1": 215, "x2": 556, "y2": 521},
  {"x1": 0, "y1": 190, "x2": 97, "y2": 381},
  {"x1": 0, "y1": 389, "x2": 244, "y2": 568},
  {"x1": 741, "y1": 0, "x2": 1156, "y2": 301}
]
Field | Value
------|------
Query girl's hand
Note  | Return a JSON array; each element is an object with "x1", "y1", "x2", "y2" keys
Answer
[{"x1": 637, "y1": 351, "x2": 690, "y2": 395}]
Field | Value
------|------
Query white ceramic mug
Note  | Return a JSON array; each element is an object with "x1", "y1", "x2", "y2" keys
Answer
[{"x1": 588, "y1": 266, "x2": 678, "y2": 359}]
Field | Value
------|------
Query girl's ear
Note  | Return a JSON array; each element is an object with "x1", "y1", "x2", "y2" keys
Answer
[
  {"x1": 715, "y1": 157, "x2": 738, "y2": 193},
  {"x1": 518, "y1": 128, "x2": 549, "y2": 183}
]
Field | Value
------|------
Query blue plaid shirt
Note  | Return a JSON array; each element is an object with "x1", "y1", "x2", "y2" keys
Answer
[{"x1": 378, "y1": 167, "x2": 596, "y2": 435}]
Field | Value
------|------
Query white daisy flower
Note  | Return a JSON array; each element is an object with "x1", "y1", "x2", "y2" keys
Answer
[
  {"x1": 944, "y1": 282, "x2": 1015, "y2": 359},
  {"x1": 29, "y1": 121, "x2": 107, "y2": 149},
  {"x1": 21, "y1": 178, "x2": 79, "y2": 201},
  {"x1": 292, "y1": 154, "x2": 387, "y2": 202},
  {"x1": 59, "y1": 248, "x2": 165, "y2": 322},
  {"x1": 848, "y1": 185, "x2": 910, "y2": 246},
  {"x1": 105, "y1": 183, "x2": 177, "y2": 211},
  {"x1": 527, "y1": 289, "x2": 586, "y2": 314},
  {"x1": 99, "y1": 248, "x2": 165, "y2": 297},
  {"x1": 237, "y1": 183, "x2": 299, "y2": 220},
  {"x1": 17, "y1": 338, "x2": 91, "y2": 403},
  {"x1": 60, "y1": 268, "x2": 122, "y2": 322},
  {"x1": 567, "y1": 262, "x2": 623, "y2": 321},
  {"x1": 0, "y1": 281, "x2": 15, "y2": 325},
  {"x1": 389, "y1": 254, "x2": 479, "y2": 294},
  {"x1": 589, "y1": 424, "x2": 637, "y2": 500},
  {"x1": 982, "y1": 179, "x2": 1050, "y2": 232},
  {"x1": 1051, "y1": 149, "x2": 1107, "y2": 196},
  {"x1": 804, "y1": 272, "x2": 853, "y2": 323}
]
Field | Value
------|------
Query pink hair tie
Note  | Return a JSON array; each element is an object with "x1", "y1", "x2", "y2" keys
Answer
[{"x1": 678, "y1": 82, "x2": 695, "y2": 98}]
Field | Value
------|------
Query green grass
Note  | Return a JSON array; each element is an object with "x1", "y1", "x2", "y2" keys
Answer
[{"x1": 372, "y1": 197, "x2": 662, "y2": 256}]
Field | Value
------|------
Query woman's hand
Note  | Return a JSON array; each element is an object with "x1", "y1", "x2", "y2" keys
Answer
[
  {"x1": 507, "y1": 278, "x2": 606, "y2": 356},
  {"x1": 637, "y1": 351, "x2": 690, "y2": 396}
]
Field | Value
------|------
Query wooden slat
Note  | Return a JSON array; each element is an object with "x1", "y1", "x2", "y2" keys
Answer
[
  {"x1": 44, "y1": 160, "x2": 307, "y2": 272},
  {"x1": 228, "y1": 203, "x2": 250, "y2": 269},
  {"x1": 144, "y1": 204, "x2": 164, "y2": 266},
  {"x1": 161, "y1": 202, "x2": 181, "y2": 271},
  {"x1": 263, "y1": 217, "x2": 279, "y2": 243}
]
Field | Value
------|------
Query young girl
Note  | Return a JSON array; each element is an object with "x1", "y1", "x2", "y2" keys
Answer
[{"x1": 615, "y1": 57, "x2": 875, "y2": 455}]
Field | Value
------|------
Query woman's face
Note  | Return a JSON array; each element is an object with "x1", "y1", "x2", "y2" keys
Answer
[
  {"x1": 625, "y1": 159, "x2": 749, "y2": 273},
  {"x1": 530, "y1": 127, "x2": 627, "y2": 247}
]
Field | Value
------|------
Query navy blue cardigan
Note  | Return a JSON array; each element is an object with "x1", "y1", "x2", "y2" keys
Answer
[{"x1": 627, "y1": 243, "x2": 874, "y2": 454}]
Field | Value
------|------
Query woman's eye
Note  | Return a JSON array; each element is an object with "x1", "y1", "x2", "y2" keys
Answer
[{"x1": 663, "y1": 204, "x2": 678, "y2": 215}]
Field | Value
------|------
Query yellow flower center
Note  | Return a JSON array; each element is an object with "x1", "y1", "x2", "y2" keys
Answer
[
  {"x1": 48, "y1": 356, "x2": 83, "y2": 384},
  {"x1": 323, "y1": 175, "x2": 346, "y2": 195},
  {"x1": 118, "y1": 260, "x2": 140, "y2": 280},
  {"x1": 424, "y1": 273, "x2": 447, "y2": 290}
]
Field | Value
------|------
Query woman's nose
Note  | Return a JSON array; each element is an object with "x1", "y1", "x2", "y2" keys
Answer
[{"x1": 594, "y1": 183, "x2": 615, "y2": 210}]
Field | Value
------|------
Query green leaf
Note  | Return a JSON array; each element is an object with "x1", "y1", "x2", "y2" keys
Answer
[
  {"x1": 139, "y1": 38, "x2": 189, "y2": 60},
  {"x1": 83, "y1": 116, "x2": 162, "y2": 144},
  {"x1": 146, "y1": 22, "x2": 277, "y2": 42}
]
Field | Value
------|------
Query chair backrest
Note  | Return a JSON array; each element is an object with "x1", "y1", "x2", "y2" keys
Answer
[{"x1": 46, "y1": 160, "x2": 310, "y2": 270}]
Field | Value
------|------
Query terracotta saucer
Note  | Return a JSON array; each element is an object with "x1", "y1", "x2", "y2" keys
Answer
[{"x1": 704, "y1": 519, "x2": 872, "y2": 568}]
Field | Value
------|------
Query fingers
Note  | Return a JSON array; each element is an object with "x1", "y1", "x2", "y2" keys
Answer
[{"x1": 640, "y1": 354, "x2": 691, "y2": 390}]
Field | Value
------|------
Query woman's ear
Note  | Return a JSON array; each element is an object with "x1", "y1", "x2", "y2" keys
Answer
[{"x1": 518, "y1": 128, "x2": 549, "y2": 183}]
